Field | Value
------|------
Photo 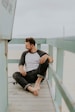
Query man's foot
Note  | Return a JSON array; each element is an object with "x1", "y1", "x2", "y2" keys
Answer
[
  {"x1": 33, "y1": 89, "x2": 38, "y2": 96},
  {"x1": 34, "y1": 84, "x2": 40, "y2": 90},
  {"x1": 27, "y1": 86, "x2": 39, "y2": 96}
]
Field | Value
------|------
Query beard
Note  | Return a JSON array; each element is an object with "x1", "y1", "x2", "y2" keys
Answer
[{"x1": 28, "y1": 49, "x2": 32, "y2": 52}]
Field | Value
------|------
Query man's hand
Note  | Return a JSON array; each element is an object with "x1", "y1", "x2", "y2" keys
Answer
[
  {"x1": 48, "y1": 55, "x2": 53, "y2": 63},
  {"x1": 20, "y1": 70, "x2": 26, "y2": 76},
  {"x1": 18, "y1": 65, "x2": 27, "y2": 76}
]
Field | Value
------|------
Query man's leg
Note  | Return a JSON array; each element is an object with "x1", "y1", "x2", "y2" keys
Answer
[
  {"x1": 13, "y1": 72, "x2": 30, "y2": 88},
  {"x1": 34, "y1": 59, "x2": 49, "y2": 90},
  {"x1": 13, "y1": 71, "x2": 38, "y2": 96}
]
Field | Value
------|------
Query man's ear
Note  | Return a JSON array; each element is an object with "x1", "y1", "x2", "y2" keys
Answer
[{"x1": 31, "y1": 44, "x2": 34, "y2": 47}]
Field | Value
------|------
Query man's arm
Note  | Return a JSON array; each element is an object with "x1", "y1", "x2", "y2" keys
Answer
[
  {"x1": 18, "y1": 65, "x2": 26, "y2": 76},
  {"x1": 40, "y1": 54, "x2": 53, "y2": 64},
  {"x1": 47, "y1": 55, "x2": 53, "y2": 63},
  {"x1": 37, "y1": 50, "x2": 53, "y2": 64},
  {"x1": 18, "y1": 51, "x2": 28, "y2": 76}
]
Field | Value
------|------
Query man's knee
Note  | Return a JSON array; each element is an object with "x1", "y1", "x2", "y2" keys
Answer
[
  {"x1": 41, "y1": 58, "x2": 49, "y2": 68},
  {"x1": 44, "y1": 58, "x2": 49, "y2": 67},
  {"x1": 13, "y1": 72, "x2": 20, "y2": 79},
  {"x1": 37, "y1": 59, "x2": 49, "y2": 75}
]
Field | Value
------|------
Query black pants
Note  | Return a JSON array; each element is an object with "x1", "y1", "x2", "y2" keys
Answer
[{"x1": 13, "y1": 59, "x2": 49, "y2": 90}]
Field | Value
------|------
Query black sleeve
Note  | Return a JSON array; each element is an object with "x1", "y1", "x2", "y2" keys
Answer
[
  {"x1": 37, "y1": 50, "x2": 47, "y2": 57},
  {"x1": 19, "y1": 51, "x2": 28, "y2": 66}
]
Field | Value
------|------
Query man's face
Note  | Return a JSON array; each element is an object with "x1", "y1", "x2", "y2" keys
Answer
[{"x1": 25, "y1": 42, "x2": 33, "y2": 51}]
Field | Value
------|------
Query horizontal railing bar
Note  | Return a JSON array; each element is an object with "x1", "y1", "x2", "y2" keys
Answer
[
  {"x1": 8, "y1": 38, "x2": 75, "y2": 53},
  {"x1": 49, "y1": 66, "x2": 75, "y2": 112},
  {"x1": 8, "y1": 59, "x2": 19, "y2": 63},
  {"x1": 63, "y1": 36, "x2": 75, "y2": 41},
  {"x1": 8, "y1": 38, "x2": 46, "y2": 44},
  {"x1": 46, "y1": 38, "x2": 75, "y2": 53}
]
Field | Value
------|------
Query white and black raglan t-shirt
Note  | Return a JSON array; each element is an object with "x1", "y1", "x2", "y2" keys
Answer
[{"x1": 19, "y1": 50, "x2": 47, "y2": 72}]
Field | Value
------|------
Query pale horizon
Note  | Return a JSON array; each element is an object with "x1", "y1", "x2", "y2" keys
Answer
[{"x1": 12, "y1": 0, "x2": 75, "y2": 38}]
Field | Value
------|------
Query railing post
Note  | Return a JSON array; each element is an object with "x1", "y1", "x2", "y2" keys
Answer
[
  {"x1": 55, "y1": 48, "x2": 64, "y2": 112},
  {"x1": 37, "y1": 43, "x2": 41, "y2": 49},
  {"x1": 0, "y1": 40, "x2": 8, "y2": 112},
  {"x1": 48, "y1": 45, "x2": 53, "y2": 84}
]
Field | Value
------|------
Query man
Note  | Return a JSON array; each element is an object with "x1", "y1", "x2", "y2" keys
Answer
[{"x1": 13, "y1": 37, "x2": 53, "y2": 96}]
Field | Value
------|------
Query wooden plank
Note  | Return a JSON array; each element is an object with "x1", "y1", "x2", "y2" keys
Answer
[{"x1": 8, "y1": 77, "x2": 55, "y2": 112}]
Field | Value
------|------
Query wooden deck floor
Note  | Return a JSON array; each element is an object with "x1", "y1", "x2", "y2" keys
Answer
[{"x1": 8, "y1": 77, "x2": 55, "y2": 112}]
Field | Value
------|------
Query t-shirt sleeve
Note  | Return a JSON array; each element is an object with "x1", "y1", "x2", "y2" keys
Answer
[
  {"x1": 19, "y1": 51, "x2": 26, "y2": 66},
  {"x1": 37, "y1": 50, "x2": 48, "y2": 57}
]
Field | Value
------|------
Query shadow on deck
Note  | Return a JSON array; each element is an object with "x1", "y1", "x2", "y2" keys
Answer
[{"x1": 8, "y1": 77, "x2": 55, "y2": 112}]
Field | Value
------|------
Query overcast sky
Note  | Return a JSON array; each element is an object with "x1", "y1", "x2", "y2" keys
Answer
[{"x1": 12, "y1": 0, "x2": 75, "y2": 38}]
